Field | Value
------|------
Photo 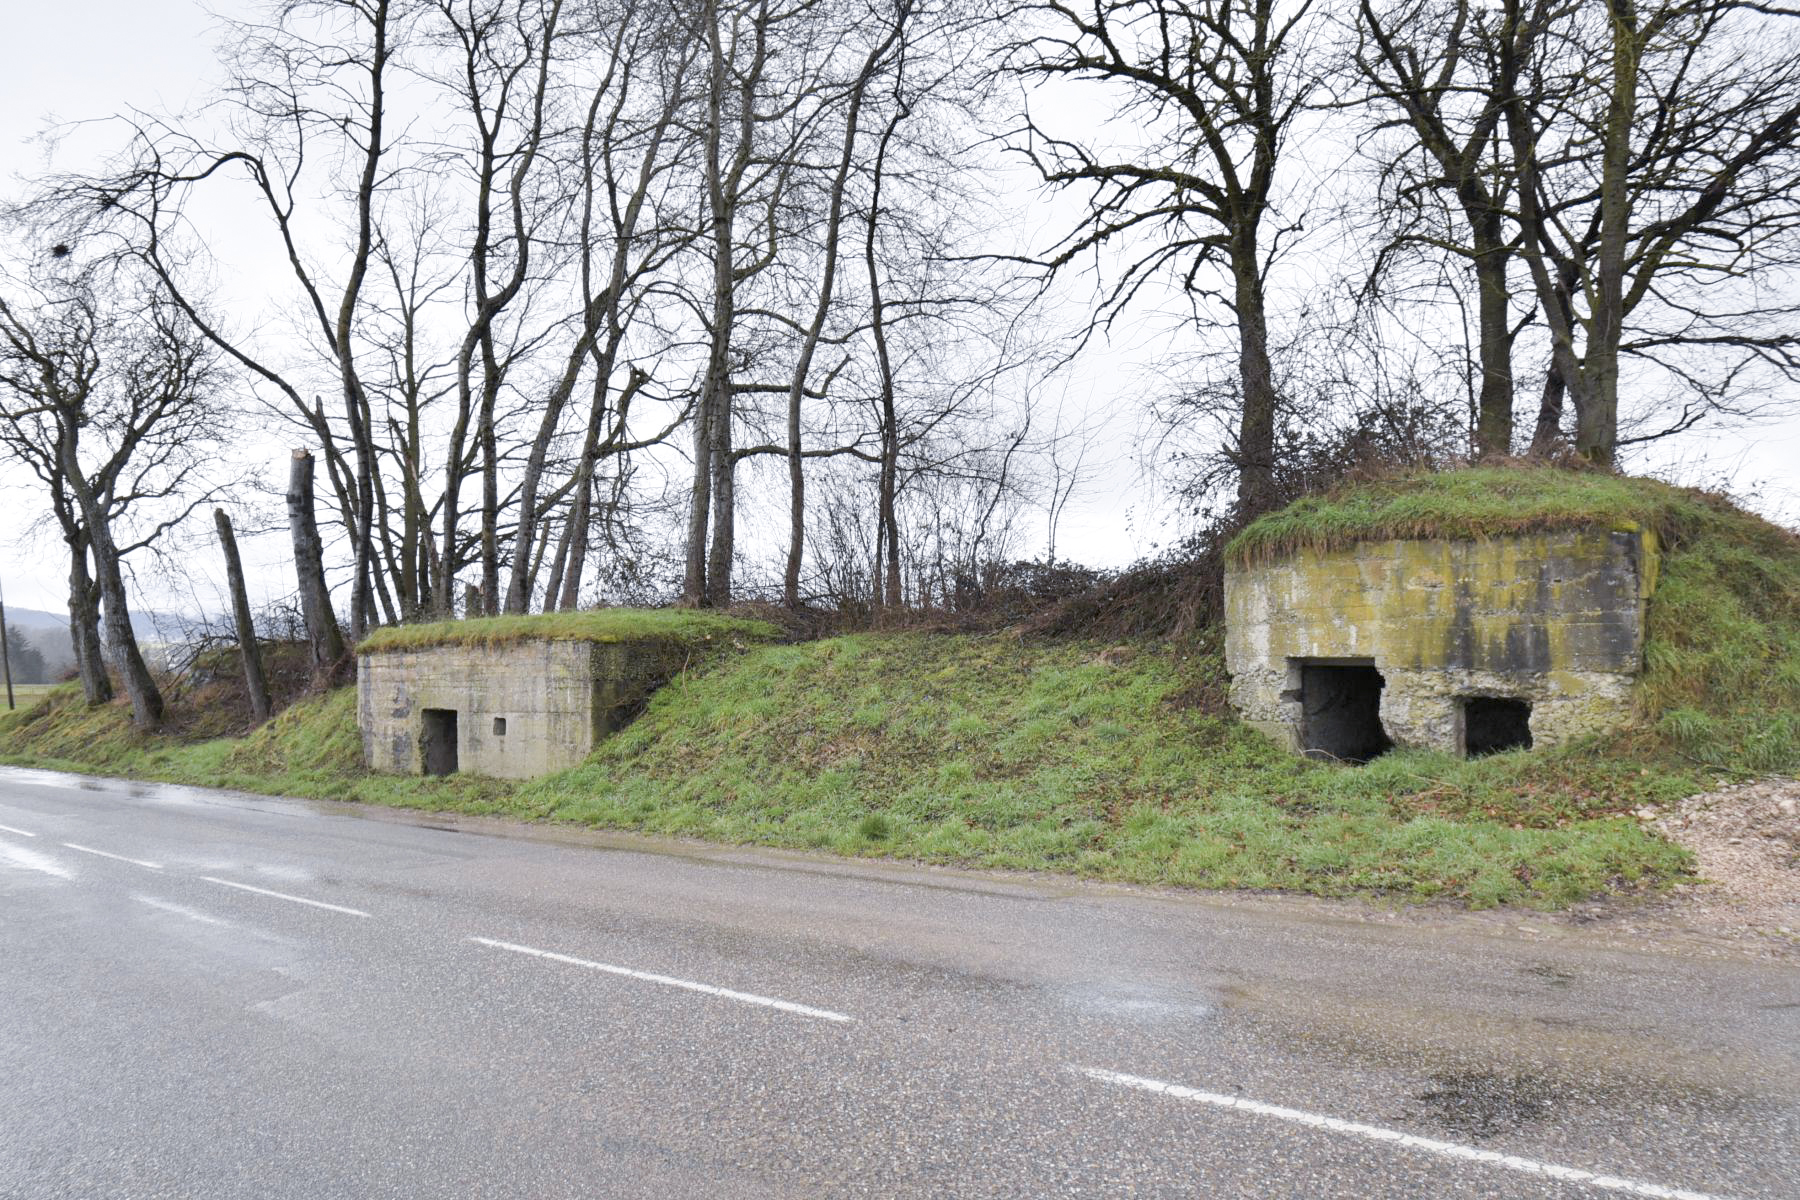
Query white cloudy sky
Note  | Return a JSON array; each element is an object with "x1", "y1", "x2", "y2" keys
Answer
[{"x1": 0, "y1": 0, "x2": 1794, "y2": 617}]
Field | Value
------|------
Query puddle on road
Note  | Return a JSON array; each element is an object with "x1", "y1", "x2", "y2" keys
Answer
[
  {"x1": 1061, "y1": 980, "x2": 1216, "y2": 1023},
  {"x1": 1410, "y1": 1070, "x2": 1552, "y2": 1137}
]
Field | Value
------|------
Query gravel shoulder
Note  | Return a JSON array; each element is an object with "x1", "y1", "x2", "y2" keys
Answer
[{"x1": 1628, "y1": 776, "x2": 1800, "y2": 950}]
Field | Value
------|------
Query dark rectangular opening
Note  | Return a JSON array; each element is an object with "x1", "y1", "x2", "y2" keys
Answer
[
  {"x1": 1462, "y1": 697, "x2": 1533, "y2": 757},
  {"x1": 421, "y1": 708, "x2": 459, "y2": 776},
  {"x1": 492, "y1": 716, "x2": 507, "y2": 737},
  {"x1": 1300, "y1": 662, "x2": 1392, "y2": 764}
]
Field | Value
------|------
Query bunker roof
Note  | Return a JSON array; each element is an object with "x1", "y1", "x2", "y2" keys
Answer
[
  {"x1": 1224, "y1": 466, "x2": 1758, "y2": 566},
  {"x1": 358, "y1": 608, "x2": 780, "y2": 655}
]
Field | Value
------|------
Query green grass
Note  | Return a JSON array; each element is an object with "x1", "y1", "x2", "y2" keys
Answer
[
  {"x1": 5, "y1": 468, "x2": 1793, "y2": 912},
  {"x1": 0, "y1": 635, "x2": 1695, "y2": 909},
  {"x1": 356, "y1": 608, "x2": 780, "y2": 654},
  {"x1": 511, "y1": 634, "x2": 1693, "y2": 907},
  {"x1": 2, "y1": 684, "x2": 58, "y2": 708},
  {"x1": 1226, "y1": 466, "x2": 1754, "y2": 564}
]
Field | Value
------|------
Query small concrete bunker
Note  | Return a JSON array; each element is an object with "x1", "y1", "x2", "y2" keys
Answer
[
  {"x1": 359, "y1": 621, "x2": 711, "y2": 780},
  {"x1": 1225, "y1": 526, "x2": 1658, "y2": 759}
]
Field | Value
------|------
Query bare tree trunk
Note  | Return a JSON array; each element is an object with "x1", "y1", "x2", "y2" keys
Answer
[
  {"x1": 289, "y1": 449, "x2": 348, "y2": 678},
  {"x1": 542, "y1": 492, "x2": 576, "y2": 613},
  {"x1": 67, "y1": 534, "x2": 111, "y2": 706},
  {"x1": 705, "y1": 395, "x2": 735, "y2": 608},
  {"x1": 685, "y1": 2, "x2": 728, "y2": 609},
  {"x1": 215, "y1": 508, "x2": 271, "y2": 723},
  {"x1": 0, "y1": 595, "x2": 13, "y2": 711},
  {"x1": 782, "y1": 392, "x2": 806, "y2": 609},
  {"x1": 864, "y1": 101, "x2": 906, "y2": 612},
  {"x1": 1530, "y1": 268, "x2": 1576, "y2": 454},
  {"x1": 1233, "y1": 241, "x2": 1280, "y2": 520},
  {"x1": 879, "y1": 441, "x2": 902, "y2": 609},
  {"x1": 64, "y1": 464, "x2": 161, "y2": 728},
  {"x1": 479, "y1": 400, "x2": 500, "y2": 614},
  {"x1": 683, "y1": 398, "x2": 713, "y2": 606},
  {"x1": 696, "y1": 0, "x2": 738, "y2": 611},
  {"x1": 558, "y1": 459, "x2": 596, "y2": 612},
  {"x1": 1531, "y1": 366, "x2": 1567, "y2": 455},
  {"x1": 1472, "y1": 234, "x2": 1515, "y2": 457},
  {"x1": 1578, "y1": 0, "x2": 1640, "y2": 468},
  {"x1": 781, "y1": 16, "x2": 902, "y2": 608}
]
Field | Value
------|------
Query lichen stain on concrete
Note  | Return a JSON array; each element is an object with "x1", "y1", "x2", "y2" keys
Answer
[{"x1": 1225, "y1": 529, "x2": 1658, "y2": 755}]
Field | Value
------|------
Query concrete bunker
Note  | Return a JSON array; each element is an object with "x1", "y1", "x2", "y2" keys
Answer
[
  {"x1": 1225, "y1": 527, "x2": 1658, "y2": 758},
  {"x1": 358, "y1": 633, "x2": 696, "y2": 780}
]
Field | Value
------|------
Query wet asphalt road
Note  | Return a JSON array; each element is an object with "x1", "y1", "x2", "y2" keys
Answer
[{"x1": 0, "y1": 766, "x2": 1795, "y2": 1199}]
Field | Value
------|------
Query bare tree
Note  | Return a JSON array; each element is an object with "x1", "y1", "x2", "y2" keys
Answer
[
  {"x1": 503, "y1": 1, "x2": 701, "y2": 613},
  {"x1": 215, "y1": 507, "x2": 272, "y2": 722},
  {"x1": 1350, "y1": 0, "x2": 1529, "y2": 458},
  {"x1": 1004, "y1": 0, "x2": 1323, "y2": 521},
  {"x1": 1499, "y1": 0, "x2": 1800, "y2": 465},
  {"x1": 0, "y1": 262, "x2": 226, "y2": 727}
]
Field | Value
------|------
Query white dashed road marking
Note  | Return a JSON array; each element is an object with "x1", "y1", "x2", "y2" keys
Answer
[
  {"x1": 1075, "y1": 1067, "x2": 1735, "y2": 1200},
  {"x1": 62, "y1": 842, "x2": 163, "y2": 870},
  {"x1": 469, "y1": 936, "x2": 855, "y2": 1023},
  {"x1": 0, "y1": 822, "x2": 38, "y2": 838},
  {"x1": 201, "y1": 876, "x2": 371, "y2": 918}
]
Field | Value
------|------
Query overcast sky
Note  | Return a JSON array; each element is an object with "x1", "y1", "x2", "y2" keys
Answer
[{"x1": 1, "y1": 0, "x2": 1795, "y2": 619}]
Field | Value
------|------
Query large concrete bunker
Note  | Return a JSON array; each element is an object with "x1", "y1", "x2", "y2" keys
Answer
[
  {"x1": 1225, "y1": 527, "x2": 1658, "y2": 758},
  {"x1": 359, "y1": 636, "x2": 692, "y2": 780}
]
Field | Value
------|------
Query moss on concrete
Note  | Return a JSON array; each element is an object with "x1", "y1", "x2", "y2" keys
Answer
[{"x1": 1226, "y1": 528, "x2": 1653, "y2": 752}]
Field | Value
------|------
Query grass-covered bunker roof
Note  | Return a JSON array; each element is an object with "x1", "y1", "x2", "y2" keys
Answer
[
  {"x1": 1226, "y1": 467, "x2": 1718, "y2": 565},
  {"x1": 357, "y1": 609, "x2": 780, "y2": 655}
]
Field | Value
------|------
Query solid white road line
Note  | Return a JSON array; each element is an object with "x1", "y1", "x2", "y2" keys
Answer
[
  {"x1": 0, "y1": 839, "x2": 73, "y2": 880},
  {"x1": 201, "y1": 876, "x2": 371, "y2": 918},
  {"x1": 1074, "y1": 1067, "x2": 1735, "y2": 1200},
  {"x1": 133, "y1": 894, "x2": 234, "y2": 928},
  {"x1": 0, "y1": 823, "x2": 38, "y2": 838},
  {"x1": 469, "y1": 936, "x2": 855, "y2": 1023},
  {"x1": 62, "y1": 842, "x2": 162, "y2": 870}
]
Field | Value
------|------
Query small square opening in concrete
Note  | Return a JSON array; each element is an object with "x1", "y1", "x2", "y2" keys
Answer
[
  {"x1": 421, "y1": 708, "x2": 459, "y2": 776},
  {"x1": 492, "y1": 716, "x2": 507, "y2": 737},
  {"x1": 1299, "y1": 661, "x2": 1392, "y2": 764},
  {"x1": 1462, "y1": 696, "x2": 1533, "y2": 757}
]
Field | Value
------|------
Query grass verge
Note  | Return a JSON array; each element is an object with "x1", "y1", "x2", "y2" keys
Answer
[
  {"x1": 9, "y1": 470, "x2": 1792, "y2": 911},
  {"x1": 0, "y1": 633, "x2": 1694, "y2": 910}
]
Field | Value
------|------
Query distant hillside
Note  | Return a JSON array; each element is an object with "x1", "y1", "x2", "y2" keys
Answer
[
  {"x1": 3, "y1": 608, "x2": 74, "y2": 679},
  {"x1": 1, "y1": 606, "x2": 210, "y2": 681}
]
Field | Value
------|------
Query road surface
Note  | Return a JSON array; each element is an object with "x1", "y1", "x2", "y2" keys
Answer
[{"x1": 0, "y1": 766, "x2": 1794, "y2": 1198}]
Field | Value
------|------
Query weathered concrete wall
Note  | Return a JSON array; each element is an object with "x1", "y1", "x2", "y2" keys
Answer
[
  {"x1": 1224, "y1": 528, "x2": 1658, "y2": 754},
  {"x1": 358, "y1": 639, "x2": 690, "y2": 779}
]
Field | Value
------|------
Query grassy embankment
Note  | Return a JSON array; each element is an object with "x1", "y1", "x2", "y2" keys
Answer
[{"x1": 3, "y1": 468, "x2": 1795, "y2": 909}]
